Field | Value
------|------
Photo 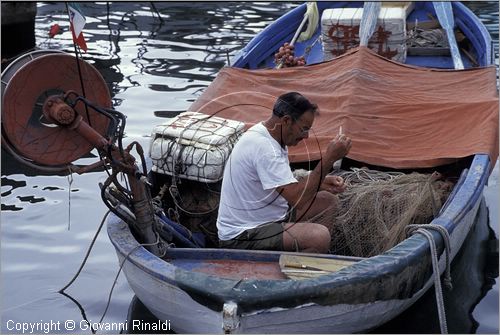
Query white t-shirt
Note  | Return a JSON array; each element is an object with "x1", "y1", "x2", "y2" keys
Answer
[{"x1": 217, "y1": 122, "x2": 298, "y2": 240}]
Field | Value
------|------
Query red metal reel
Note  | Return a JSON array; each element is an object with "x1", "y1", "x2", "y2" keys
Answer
[{"x1": 1, "y1": 53, "x2": 112, "y2": 166}]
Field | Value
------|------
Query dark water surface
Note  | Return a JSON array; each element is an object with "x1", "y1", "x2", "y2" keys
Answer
[{"x1": 1, "y1": 2, "x2": 498, "y2": 334}]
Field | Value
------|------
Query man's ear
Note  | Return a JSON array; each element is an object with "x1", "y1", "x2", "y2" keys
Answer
[{"x1": 282, "y1": 115, "x2": 293, "y2": 125}]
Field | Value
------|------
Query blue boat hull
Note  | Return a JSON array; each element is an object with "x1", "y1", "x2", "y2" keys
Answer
[{"x1": 232, "y1": 1, "x2": 492, "y2": 69}]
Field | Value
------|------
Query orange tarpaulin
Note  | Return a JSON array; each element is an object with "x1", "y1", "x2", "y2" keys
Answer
[{"x1": 190, "y1": 47, "x2": 499, "y2": 169}]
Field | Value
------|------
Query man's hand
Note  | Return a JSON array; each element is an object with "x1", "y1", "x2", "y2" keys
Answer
[
  {"x1": 320, "y1": 175, "x2": 346, "y2": 194},
  {"x1": 278, "y1": 135, "x2": 351, "y2": 208},
  {"x1": 325, "y1": 134, "x2": 352, "y2": 164}
]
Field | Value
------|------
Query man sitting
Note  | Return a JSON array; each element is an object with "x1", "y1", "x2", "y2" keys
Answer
[{"x1": 217, "y1": 92, "x2": 352, "y2": 253}]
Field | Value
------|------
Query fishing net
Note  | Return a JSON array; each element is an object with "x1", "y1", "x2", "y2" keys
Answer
[
  {"x1": 302, "y1": 168, "x2": 454, "y2": 257},
  {"x1": 407, "y1": 28, "x2": 450, "y2": 48}
]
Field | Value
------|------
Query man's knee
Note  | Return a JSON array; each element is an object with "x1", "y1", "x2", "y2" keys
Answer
[
  {"x1": 283, "y1": 222, "x2": 331, "y2": 253},
  {"x1": 312, "y1": 224, "x2": 331, "y2": 252},
  {"x1": 298, "y1": 224, "x2": 330, "y2": 253}
]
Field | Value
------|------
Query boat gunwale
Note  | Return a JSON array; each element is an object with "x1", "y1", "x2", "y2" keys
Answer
[{"x1": 451, "y1": 2, "x2": 493, "y2": 66}]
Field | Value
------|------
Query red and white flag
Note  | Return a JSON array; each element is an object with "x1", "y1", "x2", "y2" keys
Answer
[{"x1": 68, "y1": 2, "x2": 87, "y2": 52}]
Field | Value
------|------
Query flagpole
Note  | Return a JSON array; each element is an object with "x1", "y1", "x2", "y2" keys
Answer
[{"x1": 65, "y1": 1, "x2": 91, "y2": 125}]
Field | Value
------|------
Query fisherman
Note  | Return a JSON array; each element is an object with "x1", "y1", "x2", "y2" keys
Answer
[{"x1": 217, "y1": 92, "x2": 352, "y2": 253}]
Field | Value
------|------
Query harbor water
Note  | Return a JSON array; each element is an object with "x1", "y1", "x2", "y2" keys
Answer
[{"x1": 1, "y1": 2, "x2": 498, "y2": 333}]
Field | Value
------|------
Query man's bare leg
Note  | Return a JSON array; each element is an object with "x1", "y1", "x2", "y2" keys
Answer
[
  {"x1": 281, "y1": 222, "x2": 330, "y2": 253},
  {"x1": 295, "y1": 191, "x2": 339, "y2": 229}
]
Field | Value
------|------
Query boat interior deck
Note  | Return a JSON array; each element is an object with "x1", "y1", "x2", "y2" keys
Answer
[{"x1": 162, "y1": 248, "x2": 363, "y2": 280}]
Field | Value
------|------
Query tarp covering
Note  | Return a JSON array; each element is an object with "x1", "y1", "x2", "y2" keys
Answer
[{"x1": 190, "y1": 47, "x2": 499, "y2": 169}]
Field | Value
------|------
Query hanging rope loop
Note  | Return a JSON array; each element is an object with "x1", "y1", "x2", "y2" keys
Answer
[{"x1": 406, "y1": 223, "x2": 453, "y2": 334}]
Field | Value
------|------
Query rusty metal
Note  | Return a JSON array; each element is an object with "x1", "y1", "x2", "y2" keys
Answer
[
  {"x1": 70, "y1": 115, "x2": 110, "y2": 151},
  {"x1": 71, "y1": 160, "x2": 106, "y2": 174},
  {"x1": 2, "y1": 52, "x2": 163, "y2": 255},
  {"x1": 1, "y1": 53, "x2": 111, "y2": 166},
  {"x1": 66, "y1": 112, "x2": 160, "y2": 254},
  {"x1": 43, "y1": 96, "x2": 76, "y2": 125},
  {"x1": 129, "y1": 180, "x2": 162, "y2": 254},
  {"x1": 68, "y1": 110, "x2": 160, "y2": 254}
]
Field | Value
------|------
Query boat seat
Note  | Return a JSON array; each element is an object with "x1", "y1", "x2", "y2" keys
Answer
[{"x1": 279, "y1": 254, "x2": 358, "y2": 280}]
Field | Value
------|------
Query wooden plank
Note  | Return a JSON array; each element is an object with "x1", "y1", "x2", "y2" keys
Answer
[
  {"x1": 433, "y1": 1, "x2": 464, "y2": 69},
  {"x1": 407, "y1": 20, "x2": 441, "y2": 30},
  {"x1": 279, "y1": 254, "x2": 357, "y2": 280}
]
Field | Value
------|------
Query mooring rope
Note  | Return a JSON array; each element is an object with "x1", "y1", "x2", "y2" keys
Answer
[
  {"x1": 406, "y1": 224, "x2": 453, "y2": 334},
  {"x1": 98, "y1": 231, "x2": 166, "y2": 324},
  {"x1": 59, "y1": 210, "x2": 111, "y2": 293},
  {"x1": 58, "y1": 209, "x2": 168, "y2": 331}
]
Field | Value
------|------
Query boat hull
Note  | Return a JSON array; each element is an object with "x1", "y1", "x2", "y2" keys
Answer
[
  {"x1": 108, "y1": 155, "x2": 489, "y2": 333},
  {"x1": 109, "y1": 192, "x2": 483, "y2": 333}
]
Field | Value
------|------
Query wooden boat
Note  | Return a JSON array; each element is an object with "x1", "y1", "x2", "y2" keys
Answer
[
  {"x1": 1, "y1": 1, "x2": 497, "y2": 334},
  {"x1": 105, "y1": 2, "x2": 497, "y2": 333}
]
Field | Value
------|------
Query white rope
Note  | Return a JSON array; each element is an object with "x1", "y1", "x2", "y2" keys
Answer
[
  {"x1": 406, "y1": 224, "x2": 453, "y2": 334},
  {"x1": 67, "y1": 168, "x2": 74, "y2": 231},
  {"x1": 335, "y1": 167, "x2": 404, "y2": 187}
]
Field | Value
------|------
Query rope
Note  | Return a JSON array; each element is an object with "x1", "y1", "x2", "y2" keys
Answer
[
  {"x1": 98, "y1": 232, "x2": 166, "y2": 324},
  {"x1": 169, "y1": 184, "x2": 219, "y2": 216},
  {"x1": 149, "y1": 2, "x2": 164, "y2": 22},
  {"x1": 67, "y1": 168, "x2": 74, "y2": 231},
  {"x1": 59, "y1": 210, "x2": 111, "y2": 293},
  {"x1": 59, "y1": 206, "x2": 167, "y2": 329},
  {"x1": 406, "y1": 224, "x2": 453, "y2": 334},
  {"x1": 336, "y1": 167, "x2": 404, "y2": 187}
]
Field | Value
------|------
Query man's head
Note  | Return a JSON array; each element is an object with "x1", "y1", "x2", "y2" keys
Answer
[{"x1": 273, "y1": 92, "x2": 318, "y2": 146}]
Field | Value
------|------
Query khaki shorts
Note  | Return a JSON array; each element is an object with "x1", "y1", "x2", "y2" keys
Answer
[{"x1": 219, "y1": 208, "x2": 296, "y2": 251}]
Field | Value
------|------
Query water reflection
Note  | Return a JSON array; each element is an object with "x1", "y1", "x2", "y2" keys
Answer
[
  {"x1": 1, "y1": 176, "x2": 27, "y2": 211},
  {"x1": 74, "y1": 2, "x2": 292, "y2": 102},
  {"x1": 59, "y1": 291, "x2": 96, "y2": 334},
  {"x1": 125, "y1": 296, "x2": 174, "y2": 334}
]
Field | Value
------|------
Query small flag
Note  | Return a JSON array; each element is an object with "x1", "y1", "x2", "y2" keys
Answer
[
  {"x1": 49, "y1": 24, "x2": 61, "y2": 38},
  {"x1": 68, "y1": 3, "x2": 87, "y2": 52}
]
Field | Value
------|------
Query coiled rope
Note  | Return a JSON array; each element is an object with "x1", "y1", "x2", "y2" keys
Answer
[{"x1": 406, "y1": 224, "x2": 453, "y2": 334}]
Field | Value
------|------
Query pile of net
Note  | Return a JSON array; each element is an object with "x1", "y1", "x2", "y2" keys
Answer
[{"x1": 306, "y1": 168, "x2": 454, "y2": 258}]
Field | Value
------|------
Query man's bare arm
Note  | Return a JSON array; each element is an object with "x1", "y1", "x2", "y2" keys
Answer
[{"x1": 277, "y1": 134, "x2": 351, "y2": 208}]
